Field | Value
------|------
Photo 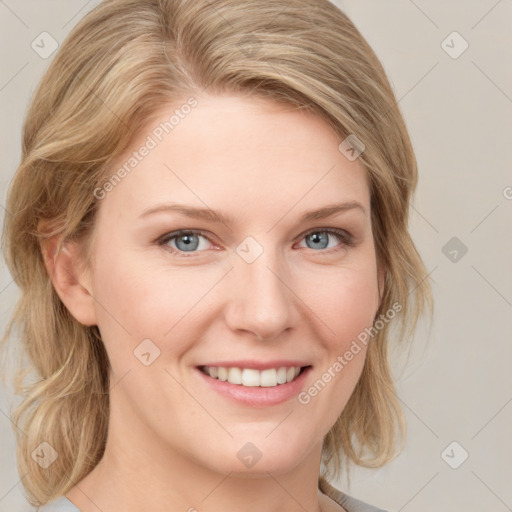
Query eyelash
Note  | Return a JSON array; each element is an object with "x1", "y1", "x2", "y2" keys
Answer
[{"x1": 156, "y1": 228, "x2": 354, "y2": 257}]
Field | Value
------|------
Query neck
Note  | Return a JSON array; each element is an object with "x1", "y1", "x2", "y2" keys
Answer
[
  {"x1": 66, "y1": 394, "x2": 328, "y2": 512},
  {"x1": 68, "y1": 447, "x2": 325, "y2": 512}
]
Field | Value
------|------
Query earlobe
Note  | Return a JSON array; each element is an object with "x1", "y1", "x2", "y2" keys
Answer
[{"x1": 40, "y1": 234, "x2": 97, "y2": 326}]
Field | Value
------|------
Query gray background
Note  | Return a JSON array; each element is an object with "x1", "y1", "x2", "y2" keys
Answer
[{"x1": 1, "y1": 1, "x2": 511, "y2": 511}]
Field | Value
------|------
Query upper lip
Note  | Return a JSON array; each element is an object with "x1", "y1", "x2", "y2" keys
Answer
[{"x1": 198, "y1": 360, "x2": 311, "y2": 370}]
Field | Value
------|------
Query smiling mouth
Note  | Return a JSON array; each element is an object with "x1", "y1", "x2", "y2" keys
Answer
[{"x1": 199, "y1": 365, "x2": 310, "y2": 387}]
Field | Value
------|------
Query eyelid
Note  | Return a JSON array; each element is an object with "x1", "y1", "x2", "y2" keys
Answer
[
  {"x1": 156, "y1": 227, "x2": 354, "y2": 255},
  {"x1": 299, "y1": 227, "x2": 354, "y2": 246},
  {"x1": 156, "y1": 229, "x2": 215, "y2": 252}
]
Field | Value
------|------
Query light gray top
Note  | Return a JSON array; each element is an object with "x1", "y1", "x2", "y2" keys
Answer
[
  {"x1": 320, "y1": 478, "x2": 389, "y2": 512},
  {"x1": 37, "y1": 478, "x2": 389, "y2": 512},
  {"x1": 36, "y1": 497, "x2": 79, "y2": 511}
]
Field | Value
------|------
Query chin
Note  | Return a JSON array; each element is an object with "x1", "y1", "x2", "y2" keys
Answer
[{"x1": 195, "y1": 434, "x2": 317, "y2": 477}]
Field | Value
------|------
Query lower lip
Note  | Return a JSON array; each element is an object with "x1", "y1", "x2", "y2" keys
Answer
[{"x1": 196, "y1": 367, "x2": 311, "y2": 406}]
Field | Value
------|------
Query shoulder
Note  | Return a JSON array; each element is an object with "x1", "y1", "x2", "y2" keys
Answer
[
  {"x1": 319, "y1": 476, "x2": 391, "y2": 512},
  {"x1": 37, "y1": 496, "x2": 81, "y2": 512}
]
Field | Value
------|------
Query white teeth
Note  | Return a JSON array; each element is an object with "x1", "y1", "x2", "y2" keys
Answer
[
  {"x1": 276, "y1": 367, "x2": 287, "y2": 384},
  {"x1": 203, "y1": 366, "x2": 304, "y2": 387},
  {"x1": 228, "y1": 367, "x2": 242, "y2": 384},
  {"x1": 260, "y1": 369, "x2": 278, "y2": 387},
  {"x1": 242, "y1": 368, "x2": 260, "y2": 387}
]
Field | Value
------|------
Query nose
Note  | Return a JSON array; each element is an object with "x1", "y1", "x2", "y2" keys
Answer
[{"x1": 223, "y1": 248, "x2": 300, "y2": 341}]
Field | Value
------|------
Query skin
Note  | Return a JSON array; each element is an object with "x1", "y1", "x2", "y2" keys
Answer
[{"x1": 45, "y1": 93, "x2": 383, "y2": 512}]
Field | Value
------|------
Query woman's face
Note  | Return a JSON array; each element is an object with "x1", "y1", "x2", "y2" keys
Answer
[{"x1": 81, "y1": 93, "x2": 382, "y2": 476}]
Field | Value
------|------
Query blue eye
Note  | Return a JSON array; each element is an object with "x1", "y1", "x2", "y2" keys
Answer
[
  {"x1": 159, "y1": 230, "x2": 212, "y2": 254},
  {"x1": 157, "y1": 228, "x2": 352, "y2": 257},
  {"x1": 299, "y1": 228, "x2": 352, "y2": 251}
]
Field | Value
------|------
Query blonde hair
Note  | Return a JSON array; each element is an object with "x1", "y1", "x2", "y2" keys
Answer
[{"x1": 1, "y1": 0, "x2": 432, "y2": 506}]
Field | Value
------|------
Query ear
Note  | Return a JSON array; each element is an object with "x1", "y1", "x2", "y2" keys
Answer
[{"x1": 40, "y1": 233, "x2": 97, "y2": 326}]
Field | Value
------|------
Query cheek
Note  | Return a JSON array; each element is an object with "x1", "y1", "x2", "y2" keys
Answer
[
  {"x1": 90, "y1": 250, "x2": 213, "y2": 359},
  {"x1": 297, "y1": 266, "x2": 378, "y2": 426},
  {"x1": 305, "y1": 262, "x2": 380, "y2": 348}
]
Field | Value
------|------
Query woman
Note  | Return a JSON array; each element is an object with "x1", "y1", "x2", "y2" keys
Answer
[{"x1": 1, "y1": 0, "x2": 432, "y2": 511}]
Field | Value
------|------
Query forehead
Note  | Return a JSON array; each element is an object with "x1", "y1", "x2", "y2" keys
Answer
[{"x1": 96, "y1": 93, "x2": 370, "y2": 223}]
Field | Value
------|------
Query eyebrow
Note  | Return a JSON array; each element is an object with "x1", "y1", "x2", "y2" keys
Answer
[{"x1": 139, "y1": 201, "x2": 366, "y2": 225}]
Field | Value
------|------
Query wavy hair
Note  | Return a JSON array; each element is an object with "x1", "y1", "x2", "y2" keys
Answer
[{"x1": 1, "y1": 0, "x2": 432, "y2": 506}]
